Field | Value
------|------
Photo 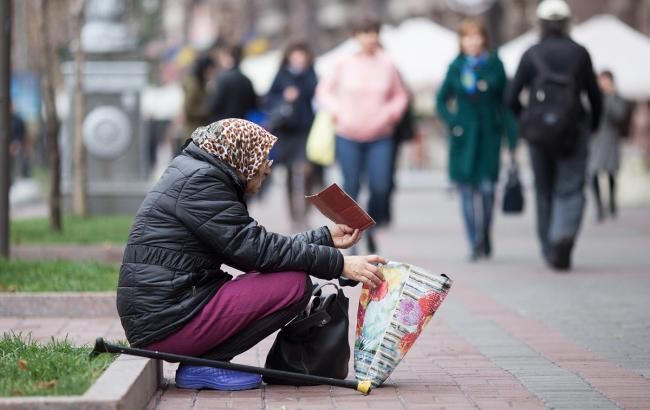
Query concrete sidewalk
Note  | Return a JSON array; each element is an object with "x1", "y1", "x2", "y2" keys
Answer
[{"x1": 3, "y1": 183, "x2": 650, "y2": 409}]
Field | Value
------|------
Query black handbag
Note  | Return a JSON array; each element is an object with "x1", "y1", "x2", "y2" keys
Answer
[
  {"x1": 263, "y1": 282, "x2": 350, "y2": 385},
  {"x1": 502, "y1": 161, "x2": 524, "y2": 214}
]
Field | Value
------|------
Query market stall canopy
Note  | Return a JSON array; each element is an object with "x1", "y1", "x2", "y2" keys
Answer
[{"x1": 500, "y1": 15, "x2": 650, "y2": 100}]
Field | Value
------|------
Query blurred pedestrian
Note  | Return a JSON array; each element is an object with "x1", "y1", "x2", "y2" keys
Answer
[
  {"x1": 642, "y1": 102, "x2": 650, "y2": 169},
  {"x1": 589, "y1": 70, "x2": 631, "y2": 222},
  {"x1": 388, "y1": 78, "x2": 416, "y2": 225},
  {"x1": 266, "y1": 42, "x2": 320, "y2": 228},
  {"x1": 10, "y1": 104, "x2": 31, "y2": 184},
  {"x1": 506, "y1": 0, "x2": 602, "y2": 270},
  {"x1": 209, "y1": 44, "x2": 258, "y2": 121},
  {"x1": 317, "y1": 17, "x2": 408, "y2": 253},
  {"x1": 436, "y1": 18, "x2": 517, "y2": 261},
  {"x1": 181, "y1": 55, "x2": 216, "y2": 152}
]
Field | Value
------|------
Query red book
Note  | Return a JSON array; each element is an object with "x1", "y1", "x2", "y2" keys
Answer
[{"x1": 306, "y1": 183, "x2": 376, "y2": 231}]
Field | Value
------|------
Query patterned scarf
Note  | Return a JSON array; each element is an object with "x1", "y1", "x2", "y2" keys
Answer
[
  {"x1": 191, "y1": 118, "x2": 277, "y2": 181},
  {"x1": 460, "y1": 53, "x2": 488, "y2": 95}
]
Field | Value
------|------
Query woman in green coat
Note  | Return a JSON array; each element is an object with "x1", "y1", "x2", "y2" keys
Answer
[{"x1": 436, "y1": 18, "x2": 517, "y2": 260}]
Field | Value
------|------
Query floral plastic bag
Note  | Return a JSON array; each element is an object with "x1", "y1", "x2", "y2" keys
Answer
[{"x1": 354, "y1": 261, "x2": 452, "y2": 387}]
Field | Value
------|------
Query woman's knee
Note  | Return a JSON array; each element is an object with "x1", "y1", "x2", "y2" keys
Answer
[{"x1": 267, "y1": 271, "x2": 311, "y2": 305}]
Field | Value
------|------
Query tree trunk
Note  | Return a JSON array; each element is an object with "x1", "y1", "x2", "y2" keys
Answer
[
  {"x1": 0, "y1": 0, "x2": 12, "y2": 258},
  {"x1": 72, "y1": 0, "x2": 87, "y2": 217},
  {"x1": 36, "y1": 0, "x2": 62, "y2": 232}
]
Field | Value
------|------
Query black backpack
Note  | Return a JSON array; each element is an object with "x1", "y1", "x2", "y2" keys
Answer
[{"x1": 520, "y1": 48, "x2": 580, "y2": 155}]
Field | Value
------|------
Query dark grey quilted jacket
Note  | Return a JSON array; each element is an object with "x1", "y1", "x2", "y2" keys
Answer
[{"x1": 117, "y1": 142, "x2": 343, "y2": 347}]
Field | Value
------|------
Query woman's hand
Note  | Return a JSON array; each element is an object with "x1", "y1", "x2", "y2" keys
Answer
[
  {"x1": 283, "y1": 86, "x2": 299, "y2": 102},
  {"x1": 342, "y1": 255, "x2": 387, "y2": 288},
  {"x1": 329, "y1": 224, "x2": 361, "y2": 249}
]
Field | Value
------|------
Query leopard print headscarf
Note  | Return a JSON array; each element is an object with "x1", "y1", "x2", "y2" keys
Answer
[{"x1": 191, "y1": 119, "x2": 277, "y2": 181}]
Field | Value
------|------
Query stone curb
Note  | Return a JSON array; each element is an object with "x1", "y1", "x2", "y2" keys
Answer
[
  {"x1": 0, "y1": 293, "x2": 117, "y2": 317},
  {"x1": 0, "y1": 355, "x2": 161, "y2": 410}
]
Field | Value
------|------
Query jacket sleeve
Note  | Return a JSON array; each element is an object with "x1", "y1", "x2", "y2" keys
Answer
[
  {"x1": 503, "y1": 107, "x2": 518, "y2": 150},
  {"x1": 506, "y1": 50, "x2": 534, "y2": 117},
  {"x1": 208, "y1": 76, "x2": 227, "y2": 120},
  {"x1": 266, "y1": 71, "x2": 285, "y2": 109},
  {"x1": 493, "y1": 58, "x2": 518, "y2": 150},
  {"x1": 380, "y1": 67, "x2": 409, "y2": 125},
  {"x1": 582, "y1": 51, "x2": 602, "y2": 132},
  {"x1": 175, "y1": 171, "x2": 344, "y2": 280},
  {"x1": 606, "y1": 95, "x2": 629, "y2": 125},
  {"x1": 482, "y1": 55, "x2": 507, "y2": 98},
  {"x1": 293, "y1": 227, "x2": 335, "y2": 246},
  {"x1": 305, "y1": 69, "x2": 318, "y2": 102},
  {"x1": 183, "y1": 79, "x2": 210, "y2": 124},
  {"x1": 435, "y1": 65, "x2": 456, "y2": 127},
  {"x1": 244, "y1": 76, "x2": 259, "y2": 113}
]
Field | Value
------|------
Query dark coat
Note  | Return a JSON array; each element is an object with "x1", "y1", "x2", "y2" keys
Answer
[
  {"x1": 208, "y1": 68, "x2": 258, "y2": 121},
  {"x1": 436, "y1": 52, "x2": 517, "y2": 184},
  {"x1": 117, "y1": 142, "x2": 344, "y2": 347},
  {"x1": 266, "y1": 66, "x2": 318, "y2": 135}
]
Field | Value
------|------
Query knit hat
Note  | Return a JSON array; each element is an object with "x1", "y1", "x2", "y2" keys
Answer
[{"x1": 537, "y1": 0, "x2": 571, "y2": 21}]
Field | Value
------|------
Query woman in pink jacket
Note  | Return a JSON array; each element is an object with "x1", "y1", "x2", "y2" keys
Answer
[{"x1": 317, "y1": 17, "x2": 408, "y2": 253}]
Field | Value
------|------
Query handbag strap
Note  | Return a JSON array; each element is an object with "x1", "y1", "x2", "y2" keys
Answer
[
  {"x1": 283, "y1": 283, "x2": 341, "y2": 335},
  {"x1": 312, "y1": 282, "x2": 339, "y2": 298}
]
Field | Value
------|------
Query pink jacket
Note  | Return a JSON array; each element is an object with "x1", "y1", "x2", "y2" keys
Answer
[{"x1": 316, "y1": 51, "x2": 408, "y2": 142}]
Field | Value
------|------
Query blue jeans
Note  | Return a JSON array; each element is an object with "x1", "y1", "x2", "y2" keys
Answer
[
  {"x1": 458, "y1": 180, "x2": 495, "y2": 251},
  {"x1": 335, "y1": 136, "x2": 395, "y2": 226}
]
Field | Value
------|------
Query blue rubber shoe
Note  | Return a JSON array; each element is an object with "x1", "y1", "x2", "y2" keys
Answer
[{"x1": 175, "y1": 365, "x2": 262, "y2": 391}]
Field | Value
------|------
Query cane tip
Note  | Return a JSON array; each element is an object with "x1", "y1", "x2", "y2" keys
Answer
[
  {"x1": 357, "y1": 380, "x2": 372, "y2": 395},
  {"x1": 89, "y1": 337, "x2": 107, "y2": 359}
]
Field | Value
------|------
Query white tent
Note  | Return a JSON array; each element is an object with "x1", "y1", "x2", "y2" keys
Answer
[
  {"x1": 500, "y1": 15, "x2": 650, "y2": 100},
  {"x1": 241, "y1": 18, "x2": 459, "y2": 96},
  {"x1": 316, "y1": 18, "x2": 458, "y2": 93},
  {"x1": 382, "y1": 18, "x2": 458, "y2": 92},
  {"x1": 499, "y1": 30, "x2": 537, "y2": 78},
  {"x1": 240, "y1": 49, "x2": 283, "y2": 96}
]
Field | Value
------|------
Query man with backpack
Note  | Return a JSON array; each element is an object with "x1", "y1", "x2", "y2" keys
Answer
[{"x1": 506, "y1": 0, "x2": 602, "y2": 271}]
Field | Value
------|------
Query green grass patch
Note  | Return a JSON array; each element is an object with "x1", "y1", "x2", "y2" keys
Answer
[
  {"x1": 0, "y1": 259, "x2": 118, "y2": 292},
  {"x1": 11, "y1": 215, "x2": 133, "y2": 245},
  {"x1": 0, "y1": 333, "x2": 116, "y2": 397}
]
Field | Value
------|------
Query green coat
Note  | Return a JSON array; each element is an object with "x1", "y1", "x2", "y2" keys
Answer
[{"x1": 436, "y1": 52, "x2": 517, "y2": 184}]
